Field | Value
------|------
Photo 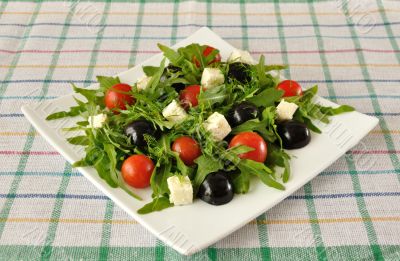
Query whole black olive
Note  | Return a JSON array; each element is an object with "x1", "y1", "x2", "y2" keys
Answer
[
  {"x1": 226, "y1": 102, "x2": 259, "y2": 127},
  {"x1": 277, "y1": 120, "x2": 311, "y2": 149},
  {"x1": 124, "y1": 120, "x2": 157, "y2": 147},
  {"x1": 197, "y1": 171, "x2": 234, "y2": 205},
  {"x1": 227, "y1": 62, "x2": 252, "y2": 83}
]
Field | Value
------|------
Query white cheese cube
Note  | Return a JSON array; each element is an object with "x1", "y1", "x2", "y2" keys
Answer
[
  {"x1": 136, "y1": 75, "x2": 152, "y2": 91},
  {"x1": 201, "y1": 68, "x2": 224, "y2": 89},
  {"x1": 88, "y1": 113, "x2": 107, "y2": 128},
  {"x1": 276, "y1": 99, "x2": 299, "y2": 121},
  {"x1": 162, "y1": 100, "x2": 188, "y2": 124},
  {"x1": 228, "y1": 49, "x2": 256, "y2": 65},
  {"x1": 167, "y1": 175, "x2": 193, "y2": 205},
  {"x1": 203, "y1": 112, "x2": 232, "y2": 141}
]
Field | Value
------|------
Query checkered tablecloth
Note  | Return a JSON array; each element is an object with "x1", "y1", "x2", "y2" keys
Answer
[{"x1": 0, "y1": 0, "x2": 399, "y2": 260}]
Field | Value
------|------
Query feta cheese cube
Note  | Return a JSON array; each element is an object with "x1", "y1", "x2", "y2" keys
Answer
[
  {"x1": 167, "y1": 175, "x2": 193, "y2": 205},
  {"x1": 201, "y1": 68, "x2": 224, "y2": 89},
  {"x1": 136, "y1": 75, "x2": 152, "y2": 91},
  {"x1": 162, "y1": 100, "x2": 188, "y2": 124},
  {"x1": 203, "y1": 112, "x2": 232, "y2": 141},
  {"x1": 228, "y1": 49, "x2": 256, "y2": 65},
  {"x1": 276, "y1": 100, "x2": 298, "y2": 121},
  {"x1": 88, "y1": 113, "x2": 107, "y2": 128}
]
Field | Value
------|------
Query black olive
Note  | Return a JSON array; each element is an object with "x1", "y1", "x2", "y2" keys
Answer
[
  {"x1": 171, "y1": 82, "x2": 186, "y2": 92},
  {"x1": 226, "y1": 102, "x2": 259, "y2": 127},
  {"x1": 227, "y1": 62, "x2": 252, "y2": 83},
  {"x1": 124, "y1": 120, "x2": 157, "y2": 147},
  {"x1": 277, "y1": 120, "x2": 311, "y2": 149},
  {"x1": 197, "y1": 171, "x2": 234, "y2": 205}
]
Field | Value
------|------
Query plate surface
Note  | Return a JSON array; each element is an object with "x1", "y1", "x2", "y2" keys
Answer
[{"x1": 21, "y1": 27, "x2": 378, "y2": 255}]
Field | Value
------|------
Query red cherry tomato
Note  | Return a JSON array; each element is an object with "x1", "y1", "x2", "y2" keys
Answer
[
  {"x1": 193, "y1": 45, "x2": 222, "y2": 67},
  {"x1": 105, "y1": 83, "x2": 135, "y2": 112},
  {"x1": 276, "y1": 80, "x2": 303, "y2": 97},
  {"x1": 228, "y1": 132, "x2": 268, "y2": 163},
  {"x1": 172, "y1": 136, "x2": 202, "y2": 166},
  {"x1": 179, "y1": 85, "x2": 201, "y2": 109},
  {"x1": 121, "y1": 155, "x2": 155, "y2": 188}
]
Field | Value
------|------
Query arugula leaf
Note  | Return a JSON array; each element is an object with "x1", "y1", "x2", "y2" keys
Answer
[
  {"x1": 238, "y1": 159, "x2": 285, "y2": 190},
  {"x1": 282, "y1": 156, "x2": 291, "y2": 183},
  {"x1": 193, "y1": 155, "x2": 224, "y2": 193},
  {"x1": 248, "y1": 88, "x2": 284, "y2": 107},
  {"x1": 231, "y1": 171, "x2": 250, "y2": 194},
  {"x1": 67, "y1": 135, "x2": 89, "y2": 146},
  {"x1": 137, "y1": 196, "x2": 173, "y2": 214},
  {"x1": 172, "y1": 152, "x2": 194, "y2": 178},
  {"x1": 151, "y1": 161, "x2": 173, "y2": 197},
  {"x1": 142, "y1": 66, "x2": 160, "y2": 76},
  {"x1": 231, "y1": 119, "x2": 276, "y2": 142},
  {"x1": 72, "y1": 83, "x2": 97, "y2": 102},
  {"x1": 46, "y1": 104, "x2": 83, "y2": 120},
  {"x1": 264, "y1": 65, "x2": 288, "y2": 72},
  {"x1": 198, "y1": 84, "x2": 226, "y2": 108},
  {"x1": 96, "y1": 75, "x2": 120, "y2": 92},
  {"x1": 157, "y1": 44, "x2": 184, "y2": 65},
  {"x1": 319, "y1": 104, "x2": 355, "y2": 115}
]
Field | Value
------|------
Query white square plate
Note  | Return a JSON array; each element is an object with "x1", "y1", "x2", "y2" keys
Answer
[{"x1": 22, "y1": 27, "x2": 378, "y2": 255}]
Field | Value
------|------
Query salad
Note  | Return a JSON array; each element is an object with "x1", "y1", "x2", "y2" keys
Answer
[{"x1": 46, "y1": 43, "x2": 354, "y2": 214}]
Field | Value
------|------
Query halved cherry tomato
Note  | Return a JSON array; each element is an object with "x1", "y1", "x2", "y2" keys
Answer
[
  {"x1": 228, "y1": 132, "x2": 267, "y2": 163},
  {"x1": 179, "y1": 85, "x2": 201, "y2": 109},
  {"x1": 172, "y1": 136, "x2": 202, "y2": 166},
  {"x1": 193, "y1": 45, "x2": 222, "y2": 67},
  {"x1": 276, "y1": 80, "x2": 303, "y2": 97},
  {"x1": 105, "y1": 83, "x2": 135, "y2": 112},
  {"x1": 121, "y1": 155, "x2": 155, "y2": 188}
]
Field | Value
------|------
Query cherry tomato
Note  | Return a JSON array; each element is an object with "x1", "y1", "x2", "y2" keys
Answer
[
  {"x1": 193, "y1": 45, "x2": 222, "y2": 67},
  {"x1": 121, "y1": 155, "x2": 155, "y2": 188},
  {"x1": 276, "y1": 80, "x2": 303, "y2": 97},
  {"x1": 228, "y1": 132, "x2": 267, "y2": 163},
  {"x1": 172, "y1": 136, "x2": 202, "y2": 166},
  {"x1": 179, "y1": 85, "x2": 201, "y2": 109},
  {"x1": 105, "y1": 83, "x2": 135, "y2": 112}
]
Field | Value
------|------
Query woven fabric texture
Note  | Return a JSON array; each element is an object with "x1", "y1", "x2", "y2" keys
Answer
[{"x1": 0, "y1": 0, "x2": 399, "y2": 260}]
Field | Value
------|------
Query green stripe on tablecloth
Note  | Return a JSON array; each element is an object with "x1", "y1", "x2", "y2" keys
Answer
[
  {"x1": 375, "y1": 0, "x2": 400, "y2": 182},
  {"x1": 303, "y1": 184, "x2": 327, "y2": 260},
  {"x1": 342, "y1": 1, "x2": 387, "y2": 259},
  {"x1": 170, "y1": 0, "x2": 179, "y2": 46},
  {"x1": 0, "y1": 244, "x2": 391, "y2": 260},
  {"x1": 376, "y1": 0, "x2": 400, "y2": 64},
  {"x1": 83, "y1": 1, "x2": 111, "y2": 85},
  {"x1": 0, "y1": 2, "x2": 38, "y2": 108},
  {"x1": 306, "y1": 2, "x2": 338, "y2": 260},
  {"x1": 128, "y1": 0, "x2": 145, "y2": 68},
  {"x1": 40, "y1": 163, "x2": 72, "y2": 260},
  {"x1": 239, "y1": 0, "x2": 248, "y2": 50},
  {"x1": 0, "y1": 2, "x2": 43, "y2": 240},
  {"x1": 98, "y1": 200, "x2": 115, "y2": 260},
  {"x1": 17, "y1": 5, "x2": 76, "y2": 260},
  {"x1": 273, "y1": 0, "x2": 290, "y2": 79},
  {"x1": 276, "y1": 1, "x2": 326, "y2": 259},
  {"x1": 257, "y1": 214, "x2": 271, "y2": 260},
  {"x1": 206, "y1": 0, "x2": 212, "y2": 28},
  {"x1": 0, "y1": 1, "x2": 7, "y2": 18}
]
